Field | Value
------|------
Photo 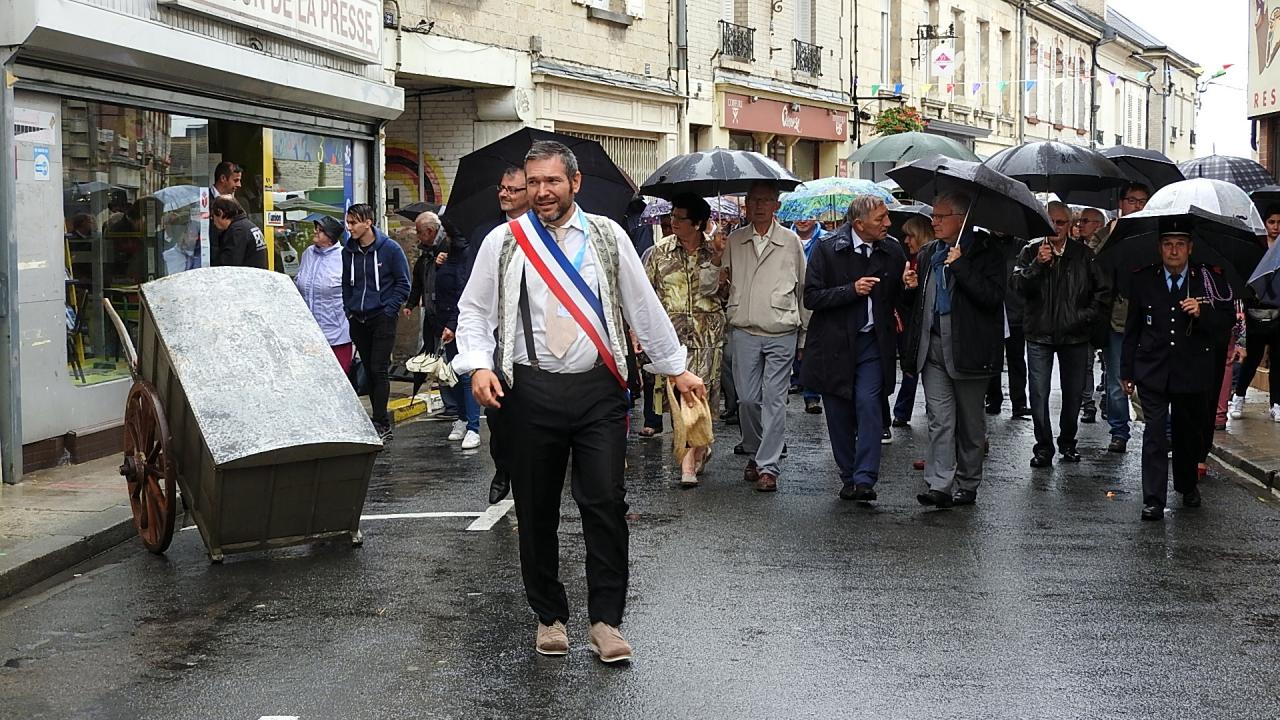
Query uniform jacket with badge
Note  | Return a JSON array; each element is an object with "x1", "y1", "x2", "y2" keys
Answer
[
  {"x1": 801, "y1": 223, "x2": 906, "y2": 398},
  {"x1": 1121, "y1": 263, "x2": 1230, "y2": 393}
]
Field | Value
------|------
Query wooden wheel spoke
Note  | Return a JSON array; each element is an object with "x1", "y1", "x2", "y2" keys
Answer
[{"x1": 121, "y1": 381, "x2": 178, "y2": 554}]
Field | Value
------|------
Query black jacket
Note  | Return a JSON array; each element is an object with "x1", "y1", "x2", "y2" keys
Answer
[
  {"x1": 1011, "y1": 239, "x2": 1112, "y2": 346},
  {"x1": 215, "y1": 217, "x2": 268, "y2": 269},
  {"x1": 800, "y1": 224, "x2": 906, "y2": 399},
  {"x1": 900, "y1": 232, "x2": 1007, "y2": 377},
  {"x1": 406, "y1": 241, "x2": 442, "y2": 318},
  {"x1": 434, "y1": 237, "x2": 472, "y2": 332},
  {"x1": 1122, "y1": 264, "x2": 1232, "y2": 393}
]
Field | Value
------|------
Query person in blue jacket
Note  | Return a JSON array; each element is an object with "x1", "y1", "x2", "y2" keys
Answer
[{"x1": 343, "y1": 203, "x2": 411, "y2": 440}]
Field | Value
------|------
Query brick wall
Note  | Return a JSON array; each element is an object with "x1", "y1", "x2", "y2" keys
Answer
[{"x1": 384, "y1": 92, "x2": 477, "y2": 208}]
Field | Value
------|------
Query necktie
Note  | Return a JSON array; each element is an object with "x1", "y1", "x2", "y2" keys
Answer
[
  {"x1": 857, "y1": 244, "x2": 872, "y2": 330},
  {"x1": 544, "y1": 224, "x2": 579, "y2": 358},
  {"x1": 1170, "y1": 273, "x2": 1182, "y2": 296}
]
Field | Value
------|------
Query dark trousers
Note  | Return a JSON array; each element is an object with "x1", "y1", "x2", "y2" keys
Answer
[
  {"x1": 820, "y1": 333, "x2": 883, "y2": 487},
  {"x1": 721, "y1": 334, "x2": 738, "y2": 414},
  {"x1": 349, "y1": 313, "x2": 397, "y2": 427},
  {"x1": 1138, "y1": 385, "x2": 1202, "y2": 507},
  {"x1": 507, "y1": 364, "x2": 630, "y2": 627},
  {"x1": 893, "y1": 372, "x2": 919, "y2": 422},
  {"x1": 1235, "y1": 321, "x2": 1280, "y2": 405},
  {"x1": 641, "y1": 371, "x2": 662, "y2": 430},
  {"x1": 985, "y1": 325, "x2": 1028, "y2": 411},
  {"x1": 1026, "y1": 341, "x2": 1088, "y2": 457},
  {"x1": 1201, "y1": 340, "x2": 1229, "y2": 462}
]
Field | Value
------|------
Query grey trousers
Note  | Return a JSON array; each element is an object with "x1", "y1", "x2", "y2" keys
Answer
[
  {"x1": 921, "y1": 335, "x2": 990, "y2": 494},
  {"x1": 731, "y1": 328, "x2": 796, "y2": 477}
]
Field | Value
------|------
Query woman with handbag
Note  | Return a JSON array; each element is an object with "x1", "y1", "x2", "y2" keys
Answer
[
  {"x1": 1229, "y1": 206, "x2": 1280, "y2": 421},
  {"x1": 296, "y1": 216, "x2": 353, "y2": 372},
  {"x1": 435, "y1": 233, "x2": 482, "y2": 450}
]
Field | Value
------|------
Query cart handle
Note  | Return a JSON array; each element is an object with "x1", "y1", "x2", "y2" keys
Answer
[{"x1": 101, "y1": 297, "x2": 139, "y2": 378}]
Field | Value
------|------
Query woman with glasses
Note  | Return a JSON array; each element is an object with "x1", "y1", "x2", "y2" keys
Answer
[{"x1": 643, "y1": 194, "x2": 729, "y2": 486}]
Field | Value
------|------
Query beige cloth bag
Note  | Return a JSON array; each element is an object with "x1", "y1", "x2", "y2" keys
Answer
[{"x1": 665, "y1": 382, "x2": 714, "y2": 464}]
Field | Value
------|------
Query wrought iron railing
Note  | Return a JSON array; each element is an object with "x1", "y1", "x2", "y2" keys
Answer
[
  {"x1": 793, "y1": 38, "x2": 822, "y2": 76},
  {"x1": 719, "y1": 20, "x2": 755, "y2": 62}
]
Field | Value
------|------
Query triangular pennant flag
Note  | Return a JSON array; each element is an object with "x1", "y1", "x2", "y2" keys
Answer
[
  {"x1": 871, "y1": 83, "x2": 881, "y2": 95},
  {"x1": 997, "y1": 81, "x2": 1009, "y2": 92},
  {"x1": 946, "y1": 83, "x2": 955, "y2": 93},
  {"x1": 1052, "y1": 78, "x2": 1066, "y2": 88},
  {"x1": 1137, "y1": 71, "x2": 1151, "y2": 81},
  {"x1": 1211, "y1": 66, "x2": 1229, "y2": 79},
  {"x1": 1190, "y1": 66, "x2": 1204, "y2": 74},
  {"x1": 971, "y1": 82, "x2": 984, "y2": 95},
  {"x1": 894, "y1": 83, "x2": 904, "y2": 95},
  {"x1": 921, "y1": 84, "x2": 934, "y2": 94},
  {"x1": 1223, "y1": 63, "x2": 1235, "y2": 70},
  {"x1": 1025, "y1": 80, "x2": 1037, "y2": 91},
  {"x1": 1108, "y1": 73, "x2": 1118, "y2": 86}
]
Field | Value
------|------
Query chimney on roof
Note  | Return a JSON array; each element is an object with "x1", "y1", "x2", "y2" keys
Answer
[{"x1": 1075, "y1": 0, "x2": 1107, "y2": 19}]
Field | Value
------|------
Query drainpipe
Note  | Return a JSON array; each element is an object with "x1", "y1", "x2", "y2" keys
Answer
[
  {"x1": 0, "y1": 55, "x2": 22, "y2": 485},
  {"x1": 1089, "y1": 28, "x2": 1117, "y2": 149},
  {"x1": 676, "y1": 0, "x2": 689, "y2": 154},
  {"x1": 1016, "y1": 2, "x2": 1026, "y2": 143}
]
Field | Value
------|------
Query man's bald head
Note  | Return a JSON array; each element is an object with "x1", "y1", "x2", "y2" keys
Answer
[{"x1": 415, "y1": 212, "x2": 441, "y2": 245}]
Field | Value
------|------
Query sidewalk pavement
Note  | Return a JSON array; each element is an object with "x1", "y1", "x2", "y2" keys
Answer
[
  {"x1": 0, "y1": 380, "x2": 446, "y2": 602},
  {"x1": 1211, "y1": 390, "x2": 1280, "y2": 496}
]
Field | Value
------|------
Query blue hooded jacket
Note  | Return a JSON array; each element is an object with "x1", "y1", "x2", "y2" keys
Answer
[{"x1": 342, "y1": 227, "x2": 411, "y2": 321}]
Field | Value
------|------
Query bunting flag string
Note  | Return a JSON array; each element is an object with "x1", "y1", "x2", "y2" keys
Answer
[{"x1": 857, "y1": 62, "x2": 1233, "y2": 98}]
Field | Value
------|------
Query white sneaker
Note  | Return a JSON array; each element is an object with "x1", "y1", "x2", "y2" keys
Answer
[
  {"x1": 1229, "y1": 395, "x2": 1246, "y2": 420},
  {"x1": 447, "y1": 420, "x2": 466, "y2": 441},
  {"x1": 461, "y1": 430, "x2": 481, "y2": 449},
  {"x1": 1270, "y1": 404, "x2": 1280, "y2": 423}
]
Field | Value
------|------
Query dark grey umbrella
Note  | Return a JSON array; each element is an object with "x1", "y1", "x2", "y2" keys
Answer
[
  {"x1": 886, "y1": 202, "x2": 932, "y2": 241},
  {"x1": 886, "y1": 155, "x2": 1054, "y2": 240},
  {"x1": 639, "y1": 149, "x2": 800, "y2": 199},
  {"x1": 1065, "y1": 146, "x2": 1186, "y2": 208},
  {"x1": 983, "y1": 141, "x2": 1129, "y2": 195},
  {"x1": 1097, "y1": 205, "x2": 1263, "y2": 296},
  {"x1": 1250, "y1": 185, "x2": 1280, "y2": 217},
  {"x1": 395, "y1": 201, "x2": 443, "y2": 223},
  {"x1": 1179, "y1": 154, "x2": 1274, "y2": 193},
  {"x1": 848, "y1": 132, "x2": 979, "y2": 164}
]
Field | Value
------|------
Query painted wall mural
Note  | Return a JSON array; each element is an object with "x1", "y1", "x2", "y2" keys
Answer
[{"x1": 384, "y1": 139, "x2": 449, "y2": 210}]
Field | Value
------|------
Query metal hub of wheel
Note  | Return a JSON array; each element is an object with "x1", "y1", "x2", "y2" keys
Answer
[{"x1": 120, "y1": 381, "x2": 178, "y2": 554}]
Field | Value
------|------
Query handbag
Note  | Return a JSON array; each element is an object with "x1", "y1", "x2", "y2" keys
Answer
[
  {"x1": 405, "y1": 342, "x2": 458, "y2": 387},
  {"x1": 1246, "y1": 307, "x2": 1280, "y2": 335}
]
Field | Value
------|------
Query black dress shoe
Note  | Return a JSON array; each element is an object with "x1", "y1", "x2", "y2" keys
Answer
[
  {"x1": 489, "y1": 471, "x2": 511, "y2": 505},
  {"x1": 1141, "y1": 505, "x2": 1164, "y2": 521},
  {"x1": 1012, "y1": 408, "x2": 1032, "y2": 419},
  {"x1": 1182, "y1": 488, "x2": 1202, "y2": 508},
  {"x1": 805, "y1": 398, "x2": 823, "y2": 414},
  {"x1": 1107, "y1": 437, "x2": 1128, "y2": 453},
  {"x1": 916, "y1": 489, "x2": 954, "y2": 508},
  {"x1": 1030, "y1": 454, "x2": 1052, "y2": 468},
  {"x1": 891, "y1": 418, "x2": 909, "y2": 428},
  {"x1": 1060, "y1": 449, "x2": 1082, "y2": 463},
  {"x1": 984, "y1": 405, "x2": 1001, "y2": 415},
  {"x1": 733, "y1": 443, "x2": 748, "y2": 455},
  {"x1": 852, "y1": 483, "x2": 877, "y2": 502},
  {"x1": 952, "y1": 489, "x2": 977, "y2": 506},
  {"x1": 1080, "y1": 409, "x2": 1097, "y2": 424}
]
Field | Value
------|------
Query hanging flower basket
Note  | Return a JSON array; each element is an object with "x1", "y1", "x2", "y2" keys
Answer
[{"x1": 872, "y1": 106, "x2": 927, "y2": 136}]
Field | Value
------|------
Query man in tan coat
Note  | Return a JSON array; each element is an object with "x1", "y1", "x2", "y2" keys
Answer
[{"x1": 720, "y1": 181, "x2": 807, "y2": 492}]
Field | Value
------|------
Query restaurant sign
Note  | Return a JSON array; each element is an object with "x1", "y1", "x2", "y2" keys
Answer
[
  {"x1": 159, "y1": 0, "x2": 382, "y2": 64},
  {"x1": 723, "y1": 93, "x2": 847, "y2": 142}
]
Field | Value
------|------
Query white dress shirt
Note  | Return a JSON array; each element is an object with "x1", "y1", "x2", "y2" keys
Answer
[
  {"x1": 851, "y1": 230, "x2": 875, "y2": 333},
  {"x1": 453, "y1": 204, "x2": 688, "y2": 377}
]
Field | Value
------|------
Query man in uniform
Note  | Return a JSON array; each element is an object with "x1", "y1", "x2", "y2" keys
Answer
[{"x1": 1121, "y1": 229, "x2": 1230, "y2": 521}]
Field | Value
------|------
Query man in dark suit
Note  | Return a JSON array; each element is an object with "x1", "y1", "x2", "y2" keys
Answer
[
  {"x1": 802, "y1": 195, "x2": 905, "y2": 502},
  {"x1": 1122, "y1": 230, "x2": 1230, "y2": 521}
]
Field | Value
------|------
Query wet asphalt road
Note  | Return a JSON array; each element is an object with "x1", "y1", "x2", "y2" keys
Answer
[{"x1": 3, "y1": 387, "x2": 1280, "y2": 719}]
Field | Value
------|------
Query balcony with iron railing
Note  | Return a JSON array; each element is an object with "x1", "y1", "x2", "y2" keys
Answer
[
  {"x1": 792, "y1": 38, "x2": 821, "y2": 77},
  {"x1": 719, "y1": 20, "x2": 755, "y2": 63}
]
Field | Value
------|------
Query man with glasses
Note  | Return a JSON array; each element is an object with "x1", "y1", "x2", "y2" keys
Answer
[
  {"x1": 723, "y1": 181, "x2": 808, "y2": 493},
  {"x1": 1073, "y1": 207, "x2": 1108, "y2": 426},
  {"x1": 1012, "y1": 201, "x2": 1112, "y2": 468},
  {"x1": 1091, "y1": 183, "x2": 1151, "y2": 453}
]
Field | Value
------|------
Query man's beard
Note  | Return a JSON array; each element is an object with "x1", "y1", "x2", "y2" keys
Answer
[{"x1": 536, "y1": 197, "x2": 573, "y2": 225}]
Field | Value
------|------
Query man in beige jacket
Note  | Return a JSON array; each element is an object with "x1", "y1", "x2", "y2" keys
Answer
[{"x1": 720, "y1": 181, "x2": 807, "y2": 492}]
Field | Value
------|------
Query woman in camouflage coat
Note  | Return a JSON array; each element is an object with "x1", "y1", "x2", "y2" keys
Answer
[{"x1": 643, "y1": 194, "x2": 729, "y2": 486}]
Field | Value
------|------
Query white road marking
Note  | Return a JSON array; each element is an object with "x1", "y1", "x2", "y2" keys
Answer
[
  {"x1": 258, "y1": 716, "x2": 299, "y2": 719},
  {"x1": 361, "y1": 512, "x2": 483, "y2": 520},
  {"x1": 465, "y1": 499, "x2": 515, "y2": 532}
]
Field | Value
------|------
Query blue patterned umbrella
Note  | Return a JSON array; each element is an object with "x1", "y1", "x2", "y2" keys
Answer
[{"x1": 776, "y1": 178, "x2": 895, "y2": 222}]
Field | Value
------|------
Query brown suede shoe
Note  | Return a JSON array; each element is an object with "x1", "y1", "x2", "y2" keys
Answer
[
  {"x1": 535, "y1": 621, "x2": 569, "y2": 656},
  {"x1": 588, "y1": 622, "x2": 633, "y2": 663},
  {"x1": 743, "y1": 460, "x2": 760, "y2": 484},
  {"x1": 755, "y1": 471, "x2": 777, "y2": 492}
]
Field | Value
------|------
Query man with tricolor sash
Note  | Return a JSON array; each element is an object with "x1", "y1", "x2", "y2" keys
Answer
[{"x1": 453, "y1": 140, "x2": 706, "y2": 663}]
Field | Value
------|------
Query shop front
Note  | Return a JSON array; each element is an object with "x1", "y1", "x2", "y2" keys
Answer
[
  {"x1": 713, "y1": 89, "x2": 849, "y2": 181},
  {"x1": 1, "y1": 0, "x2": 402, "y2": 479},
  {"x1": 1250, "y1": 2, "x2": 1280, "y2": 177}
]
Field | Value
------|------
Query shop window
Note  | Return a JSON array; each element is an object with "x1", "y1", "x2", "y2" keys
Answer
[
  {"x1": 728, "y1": 132, "x2": 755, "y2": 152},
  {"x1": 792, "y1": 140, "x2": 819, "y2": 181},
  {"x1": 269, "y1": 129, "x2": 356, "y2": 277}
]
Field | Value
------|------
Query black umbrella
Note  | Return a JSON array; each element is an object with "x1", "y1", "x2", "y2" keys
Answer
[
  {"x1": 886, "y1": 155, "x2": 1055, "y2": 240},
  {"x1": 441, "y1": 128, "x2": 637, "y2": 239},
  {"x1": 1250, "y1": 185, "x2": 1280, "y2": 218},
  {"x1": 1096, "y1": 205, "x2": 1263, "y2": 297},
  {"x1": 395, "y1": 201, "x2": 442, "y2": 223},
  {"x1": 1180, "y1": 154, "x2": 1274, "y2": 193},
  {"x1": 983, "y1": 141, "x2": 1129, "y2": 195},
  {"x1": 639, "y1": 149, "x2": 801, "y2": 199},
  {"x1": 1065, "y1": 146, "x2": 1185, "y2": 208},
  {"x1": 886, "y1": 202, "x2": 932, "y2": 242}
]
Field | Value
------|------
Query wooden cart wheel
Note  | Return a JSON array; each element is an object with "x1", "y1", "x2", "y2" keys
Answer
[{"x1": 120, "y1": 381, "x2": 178, "y2": 554}]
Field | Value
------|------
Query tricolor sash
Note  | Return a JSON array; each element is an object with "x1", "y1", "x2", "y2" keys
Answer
[{"x1": 507, "y1": 210, "x2": 627, "y2": 389}]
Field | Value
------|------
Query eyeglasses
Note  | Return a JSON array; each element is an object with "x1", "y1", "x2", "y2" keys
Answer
[
  {"x1": 930, "y1": 212, "x2": 963, "y2": 219},
  {"x1": 1122, "y1": 196, "x2": 1148, "y2": 204},
  {"x1": 498, "y1": 185, "x2": 527, "y2": 194},
  {"x1": 670, "y1": 214, "x2": 691, "y2": 223},
  {"x1": 1052, "y1": 219, "x2": 1070, "y2": 226}
]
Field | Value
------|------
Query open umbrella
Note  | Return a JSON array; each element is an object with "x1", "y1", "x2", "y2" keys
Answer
[
  {"x1": 1146, "y1": 178, "x2": 1266, "y2": 237},
  {"x1": 887, "y1": 202, "x2": 932, "y2": 241},
  {"x1": 639, "y1": 149, "x2": 800, "y2": 199},
  {"x1": 395, "y1": 201, "x2": 443, "y2": 223},
  {"x1": 776, "y1": 178, "x2": 895, "y2": 223},
  {"x1": 983, "y1": 141, "x2": 1129, "y2": 195},
  {"x1": 1180, "y1": 154, "x2": 1274, "y2": 193},
  {"x1": 706, "y1": 196, "x2": 741, "y2": 220},
  {"x1": 442, "y1": 128, "x2": 636, "y2": 239},
  {"x1": 145, "y1": 185, "x2": 202, "y2": 212},
  {"x1": 848, "y1": 132, "x2": 980, "y2": 164},
  {"x1": 886, "y1": 154, "x2": 1054, "y2": 240},
  {"x1": 1097, "y1": 205, "x2": 1262, "y2": 296},
  {"x1": 1249, "y1": 185, "x2": 1280, "y2": 218},
  {"x1": 1065, "y1": 146, "x2": 1185, "y2": 208}
]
